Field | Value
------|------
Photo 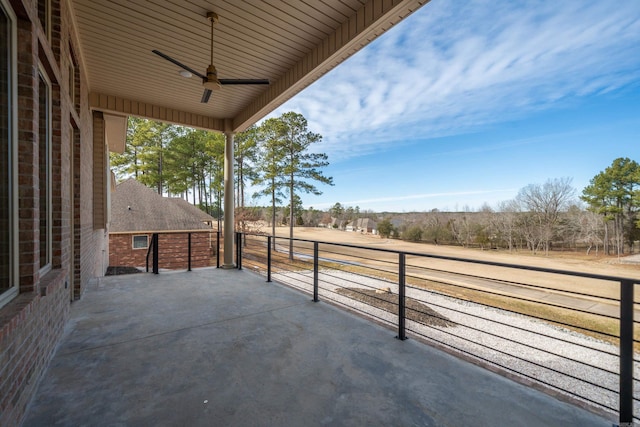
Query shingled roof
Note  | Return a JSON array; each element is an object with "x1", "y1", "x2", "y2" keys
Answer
[
  {"x1": 110, "y1": 179, "x2": 215, "y2": 233},
  {"x1": 168, "y1": 197, "x2": 216, "y2": 225}
]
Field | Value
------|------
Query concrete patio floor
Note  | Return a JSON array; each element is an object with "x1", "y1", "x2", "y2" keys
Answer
[{"x1": 23, "y1": 268, "x2": 612, "y2": 426}]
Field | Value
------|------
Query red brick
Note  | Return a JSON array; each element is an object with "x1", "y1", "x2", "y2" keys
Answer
[{"x1": 0, "y1": 0, "x2": 108, "y2": 424}]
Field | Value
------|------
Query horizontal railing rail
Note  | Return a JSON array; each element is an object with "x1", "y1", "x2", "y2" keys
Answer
[
  {"x1": 237, "y1": 231, "x2": 639, "y2": 426},
  {"x1": 141, "y1": 230, "x2": 221, "y2": 273}
]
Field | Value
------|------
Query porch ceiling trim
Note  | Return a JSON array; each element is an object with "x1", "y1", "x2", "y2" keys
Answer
[{"x1": 89, "y1": 93, "x2": 227, "y2": 132}]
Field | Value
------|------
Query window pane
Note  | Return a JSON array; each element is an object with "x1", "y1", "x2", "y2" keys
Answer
[
  {"x1": 37, "y1": 0, "x2": 48, "y2": 35},
  {"x1": 0, "y1": 4, "x2": 11, "y2": 294},
  {"x1": 133, "y1": 235, "x2": 148, "y2": 249},
  {"x1": 39, "y1": 73, "x2": 49, "y2": 269}
]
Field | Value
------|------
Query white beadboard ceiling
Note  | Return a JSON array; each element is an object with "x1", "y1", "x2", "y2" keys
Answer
[{"x1": 73, "y1": 0, "x2": 429, "y2": 132}]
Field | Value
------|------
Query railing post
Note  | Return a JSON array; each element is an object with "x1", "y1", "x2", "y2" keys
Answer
[
  {"x1": 216, "y1": 230, "x2": 220, "y2": 268},
  {"x1": 313, "y1": 242, "x2": 319, "y2": 302},
  {"x1": 236, "y1": 232, "x2": 242, "y2": 270},
  {"x1": 619, "y1": 279, "x2": 634, "y2": 426},
  {"x1": 152, "y1": 233, "x2": 159, "y2": 275},
  {"x1": 267, "y1": 236, "x2": 272, "y2": 283},
  {"x1": 396, "y1": 252, "x2": 407, "y2": 340},
  {"x1": 145, "y1": 235, "x2": 152, "y2": 272},
  {"x1": 187, "y1": 232, "x2": 192, "y2": 272}
]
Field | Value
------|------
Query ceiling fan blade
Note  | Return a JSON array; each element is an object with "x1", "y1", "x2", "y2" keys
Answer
[
  {"x1": 201, "y1": 89, "x2": 212, "y2": 103},
  {"x1": 152, "y1": 50, "x2": 207, "y2": 80},
  {"x1": 219, "y1": 79, "x2": 270, "y2": 85}
]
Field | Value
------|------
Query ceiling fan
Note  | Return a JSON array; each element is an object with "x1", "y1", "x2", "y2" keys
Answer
[{"x1": 152, "y1": 12, "x2": 269, "y2": 103}]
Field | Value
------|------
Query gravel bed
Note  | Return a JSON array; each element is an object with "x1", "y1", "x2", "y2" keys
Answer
[
  {"x1": 272, "y1": 269, "x2": 638, "y2": 418},
  {"x1": 335, "y1": 287, "x2": 456, "y2": 328}
]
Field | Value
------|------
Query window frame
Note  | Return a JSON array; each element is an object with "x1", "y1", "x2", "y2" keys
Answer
[
  {"x1": 37, "y1": 0, "x2": 51, "y2": 41},
  {"x1": 132, "y1": 235, "x2": 149, "y2": 250},
  {"x1": 0, "y1": 0, "x2": 18, "y2": 308},
  {"x1": 38, "y1": 65, "x2": 52, "y2": 275}
]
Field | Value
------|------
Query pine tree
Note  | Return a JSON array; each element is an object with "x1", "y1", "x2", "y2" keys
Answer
[
  {"x1": 279, "y1": 112, "x2": 333, "y2": 260},
  {"x1": 581, "y1": 157, "x2": 640, "y2": 255},
  {"x1": 234, "y1": 126, "x2": 260, "y2": 236},
  {"x1": 252, "y1": 118, "x2": 287, "y2": 249},
  {"x1": 110, "y1": 117, "x2": 155, "y2": 180},
  {"x1": 136, "y1": 121, "x2": 175, "y2": 194}
]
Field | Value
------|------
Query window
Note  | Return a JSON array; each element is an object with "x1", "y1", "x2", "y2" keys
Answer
[
  {"x1": 37, "y1": 0, "x2": 50, "y2": 40},
  {"x1": 68, "y1": 55, "x2": 74, "y2": 104},
  {"x1": 38, "y1": 68, "x2": 52, "y2": 273},
  {"x1": 132, "y1": 235, "x2": 149, "y2": 249},
  {"x1": 69, "y1": 48, "x2": 79, "y2": 112},
  {"x1": 0, "y1": 0, "x2": 17, "y2": 308}
]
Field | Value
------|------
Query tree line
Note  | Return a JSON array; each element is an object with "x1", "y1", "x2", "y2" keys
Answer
[
  {"x1": 372, "y1": 158, "x2": 639, "y2": 256},
  {"x1": 110, "y1": 118, "x2": 226, "y2": 217},
  {"x1": 111, "y1": 124, "x2": 638, "y2": 256},
  {"x1": 280, "y1": 158, "x2": 638, "y2": 257}
]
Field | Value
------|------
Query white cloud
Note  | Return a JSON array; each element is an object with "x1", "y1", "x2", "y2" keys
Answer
[
  {"x1": 269, "y1": 0, "x2": 640, "y2": 161},
  {"x1": 313, "y1": 189, "x2": 515, "y2": 209}
]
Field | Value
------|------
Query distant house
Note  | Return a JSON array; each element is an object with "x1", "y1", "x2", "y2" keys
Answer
[
  {"x1": 330, "y1": 217, "x2": 347, "y2": 230},
  {"x1": 345, "y1": 218, "x2": 378, "y2": 234},
  {"x1": 109, "y1": 179, "x2": 216, "y2": 270},
  {"x1": 358, "y1": 218, "x2": 378, "y2": 234}
]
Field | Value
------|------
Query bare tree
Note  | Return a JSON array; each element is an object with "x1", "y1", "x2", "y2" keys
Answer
[
  {"x1": 516, "y1": 177, "x2": 576, "y2": 255},
  {"x1": 495, "y1": 200, "x2": 520, "y2": 252},
  {"x1": 450, "y1": 214, "x2": 475, "y2": 247},
  {"x1": 577, "y1": 209, "x2": 604, "y2": 255}
]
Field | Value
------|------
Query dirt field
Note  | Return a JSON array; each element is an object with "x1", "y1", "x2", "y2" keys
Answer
[{"x1": 273, "y1": 226, "x2": 640, "y2": 281}]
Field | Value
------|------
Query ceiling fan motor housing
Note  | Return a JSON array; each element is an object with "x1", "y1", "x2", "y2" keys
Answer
[
  {"x1": 204, "y1": 65, "x2": 222, "y2": 90},
  {"x1": 152, "y1": 10, "x2": 268, "y2": 103}
]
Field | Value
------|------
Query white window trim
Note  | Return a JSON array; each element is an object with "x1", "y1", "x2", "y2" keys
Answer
[
  {"x1": 0, "y1": 0, "x2": 18, "y2": 308},
  {"x1": 38, "y1": 64, "x2": 52, "y2": 275},
  {"x1": 132, "y1": 234, "x2": 149, "y2": 250}
]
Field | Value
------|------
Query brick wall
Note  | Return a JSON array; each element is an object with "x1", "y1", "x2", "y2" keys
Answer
[
  {"x1": 109, "y1": 232, "x2": 213, "y2": 270},
  {"x1": 71, "y1": 126, "x2": 81, "y2": 298},
  {"x1": 0, "y1": 0, "x2": 108, "y2": 425},
  {"x1": 0, "y1": 270, "x2": 68, "y2": 426},
  {"x1": 77, "y1": 27, "x2": 107, "y2": 298}
]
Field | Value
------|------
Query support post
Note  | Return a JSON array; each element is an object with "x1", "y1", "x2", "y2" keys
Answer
[
  {"x1": 619, "y1": 280, "x2": 634, "y2": 426},
  {"x1": 396, "y1": 253, "x2": 407, "y2": 340},
  {"x1": 152, "y1": 233, "x2": 159, "y2": 275},
  {"x1": 216, "y1": 230, "x2": 220, "y2": 268},
  {"x1": 313, "y1": 242, "x2": 319, "y2": 302},
  {"x1": 222, "y1": 131, "x2": 235, "y2": 268},
  {"x1": 267, "y1": 236, "x2": 272, "y2": 282},
  {"x1": 236, "y1": 232, "x2": 243, "y2": 270},
  {"x1": 187, "y1": 233, "x2": 192, "y2": 271}
]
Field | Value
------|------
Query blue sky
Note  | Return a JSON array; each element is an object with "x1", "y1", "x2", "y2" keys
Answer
[{"x1": 262, "y1": 0, "x2": 640, "y2": 212}]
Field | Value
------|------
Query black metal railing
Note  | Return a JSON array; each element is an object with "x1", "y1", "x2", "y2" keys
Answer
[
  {"x1": 236, "y1": 231, "x2": 639, "y2": 426},
  {"x1": 145, "y1": 233, "x2": 159, "y2": 274},
  {"x1": 145, "y1": 231, "x2": 221, "y2": 273}
]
